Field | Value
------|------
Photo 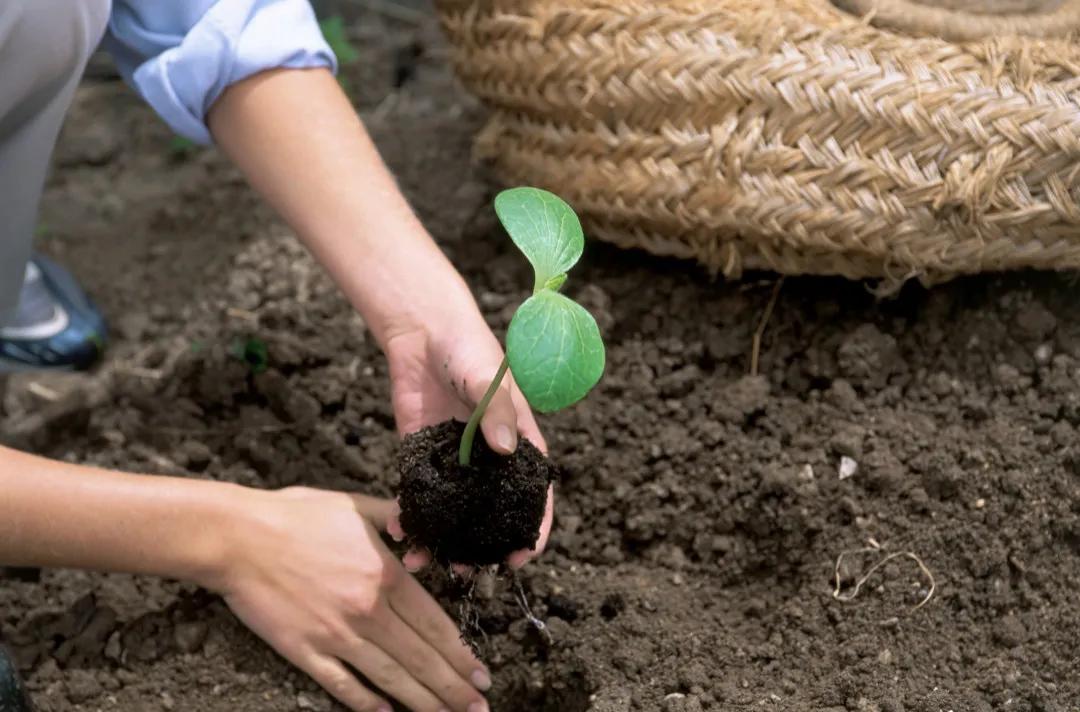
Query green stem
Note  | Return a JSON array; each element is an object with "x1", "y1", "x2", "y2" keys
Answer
[{"x1": 458, "y1": 356, "x2": 511, "y2": 466}]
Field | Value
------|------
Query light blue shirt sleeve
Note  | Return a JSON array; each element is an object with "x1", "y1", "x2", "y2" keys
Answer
[{"x1": 104, "y1": 0, "x2": 338, "y2": 145}]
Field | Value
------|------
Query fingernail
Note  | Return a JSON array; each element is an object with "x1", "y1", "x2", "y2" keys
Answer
[
  {"x1": 471, "y1": 668, "x2": 492, "y2": 691},
  {"x1": 495, "y1": 425, "x2": 516, "y2": 452},
  {"x1": 468, "y1": 702, "x2": 490, "y2": 712},
  {"x1": 377, "y1": 706, "x2": 392, "y2": 712}
]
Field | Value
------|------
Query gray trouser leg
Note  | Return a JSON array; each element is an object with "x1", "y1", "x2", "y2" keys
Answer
[{"x1": 0, "y1": 0, "x2": 111, "y2": 327}]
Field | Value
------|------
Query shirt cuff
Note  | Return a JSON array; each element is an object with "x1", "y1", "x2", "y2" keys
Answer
[{"x1": 110, "y1": 1, "x2": 338, "y2": 145}]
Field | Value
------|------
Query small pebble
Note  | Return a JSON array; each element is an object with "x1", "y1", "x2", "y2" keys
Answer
[
  {"x1": 662, "y1": 693, "x2": 685, "y2": 711},
  {"x1": 64, "y1": 670, "x2": 103, "y2": 704},
  {"x1": 838, "y1": 456, "x2": 858, "y2": 480},
  {"x1": 174, "y1": 621, "x2": 209, "y2": 654},
  {"x1": 993, "y1": 614, "x2": 1028, "y2": 648},
  {"x1": 297, "y1": 692, "x2": 332, "y2": 711}
]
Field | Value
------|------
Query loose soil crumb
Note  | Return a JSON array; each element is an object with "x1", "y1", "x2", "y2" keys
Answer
[
  {"x1": 0, "y1": 5, "x2": 1078, "y2": 711},
  {"x1": 397, "y1": 420, "x2": 553, "y2": 565}
]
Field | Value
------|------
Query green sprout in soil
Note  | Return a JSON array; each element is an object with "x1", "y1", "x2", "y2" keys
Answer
[
  {"x1": 458, "y1": 187, "x2": 606, "y2": 466},
  {"x1": 169, "y1": 136, "x2": 197, "y2": 157},
  {"x1": 230, "y1": 336, "x2": 269, "y2": 374}
]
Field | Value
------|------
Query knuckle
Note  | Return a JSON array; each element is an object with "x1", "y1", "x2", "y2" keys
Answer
[
  {"x1": 343, "y1": 589, "x2": 381, "y2": 619},
  {"x1": 368, "y1": 655, "x2": 403, "y2": 686},
  {"x1": 321, "y1": 620, "x2": 355, "y2": 649},
  {"x1": 322, "y1": 668, "x2": 355, "y2": 699},
  {"x1": 377, "y1": 559, "x2": 403, "y2": 590}
]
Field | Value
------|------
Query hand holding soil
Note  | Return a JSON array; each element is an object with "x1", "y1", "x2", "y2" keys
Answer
[
  {"x1": 392, "y1": 189, "x2": 604, "y2": 569},
  {"x1": 217, "y1": 487, "x2": 492, "y2": 712},
  {"x1": 382, "y1": 306, "x2": 553, "y2": 571}
]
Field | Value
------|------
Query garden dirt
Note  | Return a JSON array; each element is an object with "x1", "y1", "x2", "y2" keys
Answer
[
  {"x1": 398, "y1": 420, "x2": 554, "y2": 567},
  {"x1": 2, "y1": 5, "x2": 1079, "y2": 711}
]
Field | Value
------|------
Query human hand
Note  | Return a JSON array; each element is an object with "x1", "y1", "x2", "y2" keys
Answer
[
  {"x1": 212, "y1": 487, "x2": 492, "y2": 712},
  {"x1": 382, "y1": 311, "x2": 554, "y2": 571}
]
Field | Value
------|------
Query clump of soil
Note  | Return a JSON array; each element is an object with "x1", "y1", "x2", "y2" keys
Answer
[{"x1": 397, "y1": 420, "x2": 554, "y2": 565}]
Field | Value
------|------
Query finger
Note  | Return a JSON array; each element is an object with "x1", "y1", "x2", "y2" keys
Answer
[
  {"x1": 403, "y1": 548, "x2": 432, "y2": 573},
  {"x1": 301, "y1": 652, "x2": 390, "y2": 712},
  {"x1": 463, "y1": 368, "x2": 519, "y2": 455},
  {"x1": 361, "y1": 610, "x2": 488, "y2": 712},
  {"x1": 510, "y1": 383, "x2": 547, "y2": 454},
  {"x1": 348, "y1": 494, "x2": 397, "y2": 532},
  {"x1": 387, "y1": 502, "x2": 405, "y2": 542},
  {"x1": 507, "y1": 484, "x2": 554, "y2": 569},
  {"x1": 335, "y1": 635, "x2": 448, "y2": 712},
  {"x1": 388, "y1": 569, "x2": 492, "y2": 692}
]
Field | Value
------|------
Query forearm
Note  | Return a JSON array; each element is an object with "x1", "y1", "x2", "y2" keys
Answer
[
  {"x1": 207, "y1": 68, "x2": 477, "y2": 348},
  {"x1": 0, "y1": 445, "x2": 238, "y2": 587}
]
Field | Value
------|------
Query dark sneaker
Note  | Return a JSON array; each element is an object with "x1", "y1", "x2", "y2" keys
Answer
[
  {"x1": 0, "y1": 256, "x2": 105, "y2": 373},
  {"x1": 0, "y1": 644, "x2": 31, "y2": 712}
]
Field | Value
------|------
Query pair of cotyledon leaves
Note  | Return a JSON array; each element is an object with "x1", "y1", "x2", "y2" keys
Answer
[{"x1": 496, "y1": 188, "x2": 606, "y2": 413}]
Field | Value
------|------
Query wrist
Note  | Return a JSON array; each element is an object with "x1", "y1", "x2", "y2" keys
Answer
[
  {"x1": 350, "y1": 240, "x2": 481, "y2": 348},
  {"x1": 175, "y1": 481, "x2": 259, "y2": 592}
]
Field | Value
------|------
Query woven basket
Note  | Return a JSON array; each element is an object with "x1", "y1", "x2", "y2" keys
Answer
[{"x1": 435, "y1": 0, "x2": 1080, "y2": 283}]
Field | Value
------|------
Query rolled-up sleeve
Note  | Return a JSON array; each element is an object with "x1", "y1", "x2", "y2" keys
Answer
[{"x1": 104, "y1": 0, "x2": 338, "y2": 144}]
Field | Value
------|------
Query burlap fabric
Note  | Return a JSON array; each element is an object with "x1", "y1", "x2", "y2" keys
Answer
[{"x1": 436, "y1": 0, "x2": 1080, "y2": 283}]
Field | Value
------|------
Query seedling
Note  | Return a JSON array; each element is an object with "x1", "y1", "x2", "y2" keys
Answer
[
  {"x1": 230, "y1": 336, "x2": 269, "y2": 374},
  {"x1": 457, "y1": 187, "x2": 605, "y2": 465},
  {"x1": 168, "y1": 136, "x2": 198, "y2": 160}
]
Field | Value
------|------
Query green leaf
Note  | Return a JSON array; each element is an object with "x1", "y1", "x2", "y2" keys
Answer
[
  {"x1": 506, "y1": 290, "x2": 605, "y2": 413},
  {"x1": 230, "y1": 337, "x2": 269, "y2": 374},
  {"x1": 169, "y1": 135, "x2": 197, "y2": 158},
  {"x1": 319, "y1": 16, "x2": 360, "y2": 65},
  {"x1": 495, "y1": 187, "x2": 584, "y2": 293}
]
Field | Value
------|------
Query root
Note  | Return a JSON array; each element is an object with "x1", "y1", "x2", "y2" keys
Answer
[
  {"x1": 832, "y1": 539, "x2": 936, "y2": 612},
  {"x1": 455, "y1": 569, "x2": 489, "y2": 657},
  {"x1": 750, "y1": 277, "x2": 784, "y2": 377},
  {"x1": 511, "y1": 571, "x2": 552, "y2": 644}
]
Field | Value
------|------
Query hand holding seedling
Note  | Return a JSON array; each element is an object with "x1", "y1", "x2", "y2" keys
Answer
[
  {"x1": 383, "y1": 295, "x2": 554, "y2": 570},
  {"x1": 394, "y1": 188, "x2": 605, "y2": 568},
  {"x1": 457, "y1": 187, "x2": 605, "y2": 464}
]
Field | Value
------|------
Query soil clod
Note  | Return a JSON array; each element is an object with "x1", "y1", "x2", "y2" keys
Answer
[{"x1": 397, "y1": 420, "x2": 554, "y2": 565}]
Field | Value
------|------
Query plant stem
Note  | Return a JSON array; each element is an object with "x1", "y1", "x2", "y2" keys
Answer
[{"x1": 458, "y1": 356, "x2": 510, "y2": 466}]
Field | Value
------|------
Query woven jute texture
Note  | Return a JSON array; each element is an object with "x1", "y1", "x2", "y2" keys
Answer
[{"x1": 435, "y1": 0, "x2": 1080, "y2": 283}]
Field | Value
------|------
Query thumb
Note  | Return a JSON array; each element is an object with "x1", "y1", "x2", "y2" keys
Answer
[{"x1": 464, "y1": 367, "x2": 519, "y2": 455}]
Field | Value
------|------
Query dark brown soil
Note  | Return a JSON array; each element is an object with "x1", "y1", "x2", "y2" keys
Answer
[
  {"x1": 397, "y1": 420, "x2": 553, "y2": 566},
  {"x1": 2, "y1": 4, "x2": 1080, "y2": 712}
]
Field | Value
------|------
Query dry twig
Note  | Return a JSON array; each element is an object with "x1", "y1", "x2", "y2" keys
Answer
[{"x1": 750, "y1": 277, "x2": 784, "y2": 377}]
